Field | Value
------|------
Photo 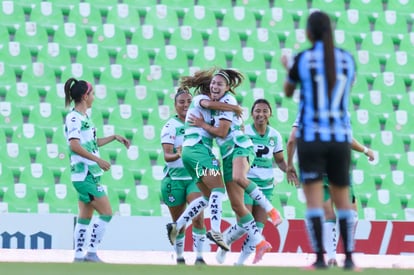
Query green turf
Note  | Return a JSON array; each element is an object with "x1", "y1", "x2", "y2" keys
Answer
[{"x1": 0, "y1": 262, "x2": 412, "y2": 275}]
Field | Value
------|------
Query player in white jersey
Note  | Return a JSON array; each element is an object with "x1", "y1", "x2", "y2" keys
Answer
[
  {"x1": 188, "y1": 69, "x2": 281, "y2": 264},
  {"x1": 161, "y1": 88, "x2": 206, "y2": 265},
  {"x1": 166, "y1": 68, "x2": 244, "y2": 252},
  {"x1": 64, "y1": 78, "x2": 130, "y2": 263},
  {"x1": 215, "y1": 98, "x2": 295, "y2": 265}
]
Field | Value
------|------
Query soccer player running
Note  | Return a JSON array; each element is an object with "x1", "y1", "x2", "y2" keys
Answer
[
  {"x1": 64, "y1": 78, "x2": 130, "y2": 262},
  {"x1": 282, "y1": 11, "x2": 358, "y2": 270},
  {"x1": 189, "y1": 69, "x2": 281, "y2": 264},
  {"x1": 215, "y1": 98, "x2": 297, "y2": 265},
  {"x1": 161, "y1": 88, "x2": 206, "y2": 265},
  {"x1": 166, "y1": 69, "x2": 243, "y2": 252}
]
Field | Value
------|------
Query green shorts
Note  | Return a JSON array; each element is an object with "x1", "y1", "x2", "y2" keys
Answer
[
  {"x1": 222, "y1": 146, "x2": 255, "y2": 183},
  {"x1": 244, "y1": 186, "x2": 274, "y2": 206},
  {"x1": 161, "y1": 176, "x2": 200, "y2": 207},
  {"x1": 182, "y1": 143, "x2": 221, "y2": 180},
  {"x1": 73, "y1": 172, "x2": 106, "y2": 203}
]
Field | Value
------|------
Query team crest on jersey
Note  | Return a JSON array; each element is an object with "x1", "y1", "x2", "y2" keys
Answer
[
  {"x1": 269, "y1": 138, "x2": 275, "y2": 146},
  {"x1": 168, "y1": 194, "x2": 176, "y2": 203}
]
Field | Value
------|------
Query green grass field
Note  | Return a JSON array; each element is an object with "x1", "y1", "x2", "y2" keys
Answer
[{"x1": 0, "y1": 262, "x2": 412, "y2": 275}]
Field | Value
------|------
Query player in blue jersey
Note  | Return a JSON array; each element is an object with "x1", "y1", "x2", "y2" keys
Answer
[
  {"x1": 287, "y1": 116, "x2": 375, "y2": 267},
  {"x1": 282, "y1": 11, "x2": 358, "y2": 270},
  {"x1": 64, "y1": 78, "x2": 130, "y2": 263}
]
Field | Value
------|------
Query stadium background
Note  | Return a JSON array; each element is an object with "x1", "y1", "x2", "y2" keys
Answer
[{"x1": 0, "y1": 0, "x2": 413, "y2": 223}]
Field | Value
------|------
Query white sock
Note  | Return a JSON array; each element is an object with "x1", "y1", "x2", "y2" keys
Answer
[
  {"x1": 224, "y1": 223, "x2": 246, "y2": 245},
  {"x1": 237, "y1": 225, "x2": 264, "y2": 265},
  {"x1": 247, "y1": 187, "x2": 273, "y2": 212},
  {"x1": 209, "y1": 190, "x2": 225, "y2": 232},
  {"x1": 176, "y1": 197, "x2": 208, "y2": 231},
  {"x1": 175, "y1": 233, "x2": 185, "y2": 259},
  {"x1": 323, "y1": 220, "x2": 337, "y2": 260},
  {"x1": 192, "y1": 230, "x2": 206, "y2": 258},
  {"x1": 74, "y1": 221, "x2": 89, "y2": 258},
  {"x1": 87, "y1": 218, "x2": 109, "y2": 253}
]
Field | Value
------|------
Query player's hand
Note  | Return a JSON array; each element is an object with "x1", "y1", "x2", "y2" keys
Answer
[
  {"x1": 287, "y1": 165, "x2": 299, "y2": 187},
  {"x1": 97, "y1": 159, "x2": 111, "y2": 171},
  {"x1": 115, "y1": 135, "x2": 131, "y2": 149}
]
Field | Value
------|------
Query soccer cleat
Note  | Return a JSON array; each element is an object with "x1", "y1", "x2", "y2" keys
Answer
[
  {"x1": 195, "y1": 257, "x2": 206, "y2": 265},
  {"x1": 84, "y1": 252, "x2": 103, "y2": 263},
  {"x1": 328, "y1": 258, "x2": 338, "y2": 267},
  {"x1": 206, "y1": 231, "x2": 229, "y2": 251},
  {"x1": 303, "y1": 260, "x2": 328, "y2": 270},
  {"x1": 176, "y1": 257, "x2": 186, "y2": 265},
  {"x1": 252, "y1": 240, "x2": 272, "y2": 264},
  {"x1": 166, "y1": 223, "x2": 178, "y2": 245},
  {"x1": 343, "y1": 258, "x2": 362, "y2": 271},
  {"x1": 267, "y1": 208, "x2": 283, "y2": 227},
  {"x1": 215, "y1": 247, "x2": 227, "y2": 264}
]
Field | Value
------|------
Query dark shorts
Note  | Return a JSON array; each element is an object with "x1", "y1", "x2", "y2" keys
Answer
[{"x1": 297, "y1": 139, "x2": 351, "y2": 187}]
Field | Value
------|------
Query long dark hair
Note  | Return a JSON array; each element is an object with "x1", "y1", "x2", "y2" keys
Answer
[
  {"x1": 64, "y1": 77, "x2": 91, "y2": 107},
  {"x1": 307, "y1": 11, "x2": 336, "y2": 97}
]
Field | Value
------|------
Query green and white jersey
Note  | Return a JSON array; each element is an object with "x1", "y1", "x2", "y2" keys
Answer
[
  {"x1": 183, "y1": 94, "x2": 214, "y2": 149},
  {"x1": 161, "y1": 116, "x2": 192, "y2": 181},
  {"x1": 245, "y1": 123, "x2": 284, "y2": 188},
  {"x1": 214, "y1": 92, "x2": 253, "y2": 159},
  {"x1": 65, "y1": 109, "x2": 102, "y2": 181}
]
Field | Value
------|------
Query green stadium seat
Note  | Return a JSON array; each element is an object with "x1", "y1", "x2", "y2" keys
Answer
[
  {"x1": 36, "y1": 42, "x2": 72, "y2": 78},
  {"x1": 385, "y1": 51, "x2": 414, "y2": 85},
  {"x1": 235, "y1": 0, "x2": 270, "y2": 21},
  {"x1": 335, "y1": 9, "x2": 371, "y2": 42},
  {"x1": 60, "y1": 63, "x2": 96, "y2": 85},
  {"x1": 334, "y1": 29, "x2": 358, "y2": 52},
  {"x1": 0, "y1": 63, "x2": 18, "y2": 101},
  {"x1": 19, "y1": 162, "x2": 54, "y2": 193},
  {"x1": 98, "y1": 64, "x2": 135, "y2": 100},
  {"x1": 282, "y1": 28, "x2": 312, "y2": 53},
  {"x1": 92, "y1": 23, "x2": 126, "y2": 58},
  {"x1": 28, "y1": 102, "x2": 65, "y2": 137},
  {"x1": 43, "y1": 183, "x2": 78, "y2": 214},
  {"x1": 13, "y1": 22, "x2": 49, "y2": 56},
  {"x1": 101, "y1": 165, "x2": 136, "y2": 196},
  {"x1": 207, "y1": 26, "x2": 242, "y2": 60},
  {"x1": 397, "y1": 32, "x2": 414, "y2": 54},
  {"x1": 0, "y1": 162, "x2": 15, "y2": 193},
  {"x1": 153, "y1": 45, "x2": 189, "y2": 80},
  {"x1": 182, "y1": 5, "x2": 217, "y2": 39},
  {"x1": 348, "y1": 0, "x2": 384, "y2": 21},
  {"x1": 365, "y1": 189, "x2": 405, "y2": 220},
  {"x1": 360, "y1": 31, "x2": 396, "y2": 64},
  {"x1": 374, "y1": 10, "x2": 408, "y2": 44},
  {"x1": 53, "y1": 0, "x2": 80, "y2": 16},
  {"x1": 230, "y1": 47, "x2": 266, "y2": 82},
  {"x1": 139, "y1": 65, "x2": 175, "y2": 95},
  {"x1": 115, "y1": 45, "x2": 149, "y2": 81},
  {"x1": 356, "y1": 50, "x2": 381, "y2": 83},
  {"x1": 123, "y1": 184, "x2": 162, "y2": 216},
  {"x1": 245, "y1": 27, "x2": 279, "y2": 62},
  {"x1": 160, "y1": 0, "x2": 194, "y2": 19},
  {"x1": 191, "y1": 46, "x2": 228, "y2": 71},
  {"x1": 144, "y1": 4, "x2": 179, "y2": 39},
  {"x1": 254, "y1": 68, "x2": 284, "y2": 97},
  {"x1": 14, "y1": 123, "x2": 47, "y2": 157},
  {"x1": 3, "y1": 42, "x2": 33, "y2": 76},
  {"x1": 93, "y1": 83, "x2": 121, "y2": 110},
  {"x1": 28, "y1": 1, "x2": 64, "y2": 36},
  {"x1": 221, "y1": 6, "x2": 257, "y2": 41},
  {"x1": 53, "y1": 22, "x2": 88, "y2": 56},
  {"x1": 260, "y1": 7, "x2": 295, "y2": 42},
  {"x1": 372, "y1": 72, "x2": 408, "y2": 96},
  {"x1": 0, "y1": 1, "x2": 26, "y2": 34},
  {"x1": 105, "y1": 3, "x2": 140, "y2": 39},
  {"x1": 122, "y1": 0, "x2": 156, "y2": 17},
  {"x1": 123, "y1": 85, "x2": 161, "y2": 111},
  {"x1": 197, "y1": 0, "x2": 232, "y2": 20},
  {"x1": 169, "y1": 26, "x2": 205, "y2": 60},
  {"x1": 4, "y1": 183, "x2": 39, "y2": 213},
  {"x1": 0, "y1": 102, "x2": 25, "y2": 137},
  {"x1": 67, "y1": 2, "x2": 102, "y2": 37},
  {"x1": 311, "y1": 0, "x2": 346, "y2": 16},
  {"x1": 106, "y1": 104, "x2": 141, "y2": 138},
  {"x1": 89, "y1": 0, "x2": 119, "y2": 17},
  {"x1": 130, "y1": 24, "x2": 166, "y2": 59},
  {"x1": 20, "y1": 62, "x2": 57, "y2": 99}
]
